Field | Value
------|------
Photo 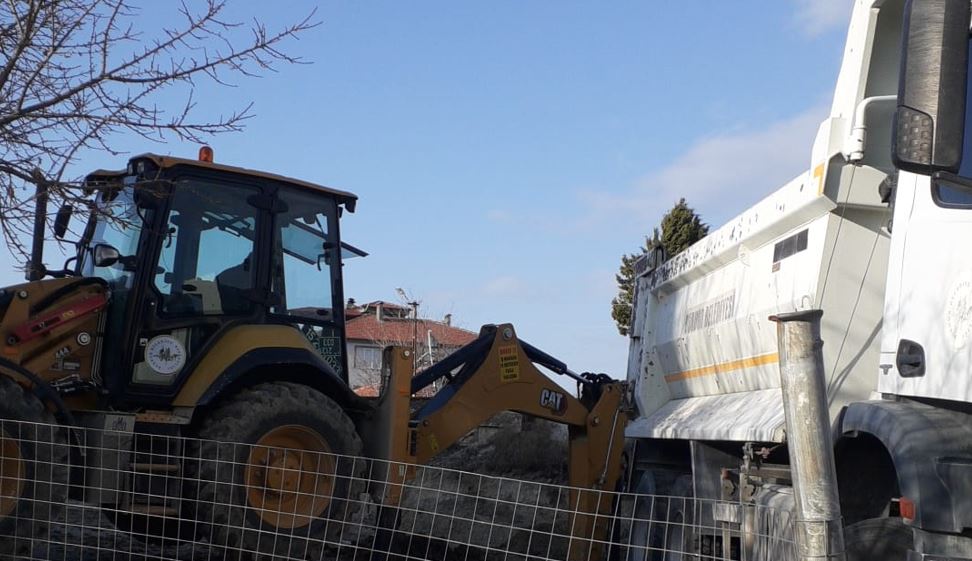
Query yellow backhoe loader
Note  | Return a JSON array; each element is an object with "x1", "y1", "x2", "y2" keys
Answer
[{"x1": 0, "y1": 149, "x2": 628, "y2": 560}]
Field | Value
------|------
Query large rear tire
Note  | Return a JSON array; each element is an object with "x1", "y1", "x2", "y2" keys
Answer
[
  {"x1": 844, "y1": 517, "x2": 912, "y2": 561},
  {"x1": 625, "y1": 470, "x2": 660, "y2": 561},
  {"x1": 192, "y1": 382, "x2": 364, "y2": 560},
  {"x1": 661, "y1": 476, "x2": 696, "y2": 561},
  {"x1": 0, "y1": 375, "x2": 69, "y2": 559}
]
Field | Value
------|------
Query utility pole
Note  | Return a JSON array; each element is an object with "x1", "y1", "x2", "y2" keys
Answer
[
  {"x1": 396, "y1": 288, "x2": 420, "y2": 372},
  {"x1": 409, "y1": 300, "x2": 419, "y2": 371}
]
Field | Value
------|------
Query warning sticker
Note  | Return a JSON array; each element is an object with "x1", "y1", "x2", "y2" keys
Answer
[{"x1": 499, "y1": 345, "x2": 520, "y2": 382}]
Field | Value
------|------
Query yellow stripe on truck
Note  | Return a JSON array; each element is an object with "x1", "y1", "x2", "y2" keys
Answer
[
  {"x1": 813, "y1": 163, "x2": 825, "y2": 196},
  {"x1": 664, "y1": 352, "x2": 780, "y2": 383}
]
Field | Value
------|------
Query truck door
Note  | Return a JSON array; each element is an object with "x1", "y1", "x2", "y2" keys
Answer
[
  {"x1": 882, "y1": 171, "x2": 972, "y2": 400},
  {"x1": 880, "y1": 4, "x2": 972, "y2": 402}
]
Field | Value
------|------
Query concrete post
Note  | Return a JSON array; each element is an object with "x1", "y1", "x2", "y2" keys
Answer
[{"x1": 771, "y1": 310, "x2": 845, "y2": 561}]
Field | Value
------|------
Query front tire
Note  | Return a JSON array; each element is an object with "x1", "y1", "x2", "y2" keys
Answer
[
  {"x1": 0, "y1": 375, "x2": 69, "y2": 558},
  {"x1": 192, "y1": 382, "x2": 364, "y2": 560}
]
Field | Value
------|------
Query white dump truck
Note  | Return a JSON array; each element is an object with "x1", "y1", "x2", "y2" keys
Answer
[{"x1": 625, "y1": 1, "x2": 972, "y2": 559}]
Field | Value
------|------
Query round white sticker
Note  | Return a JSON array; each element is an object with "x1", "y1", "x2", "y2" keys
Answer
[
  {"x1": 945, "y1": 273, "x2": 972, "y2": 350},
  {"x1": 145, "y1": 335, "x2": 186, "y2": 375}
]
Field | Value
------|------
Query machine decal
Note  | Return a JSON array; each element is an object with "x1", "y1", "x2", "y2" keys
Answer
[
  {"x1": 145, "y1": 335, "x2": 186, "y2": 375},
  {"x1": 663, "y1": 352, "x2": 778, "y2": 383},
  {"x1": 301, "y1": 325, "x2": 344, "y2": 376},
  {"x1": 944, "y1": 272, "x2": 972, "y2": 349},
  {"x1": 498, "y1": 344, "x2": 519, "y2": 382},
  {"x1": 683, "y1": 292, "x2": 736, "y2": 334},
  {"x1": 539, "y1": 388, "x2": 567, "y2": 415},
  {"x1": 9, "y1": 292, "x2": 107, "y2": 344},
  {"x1": 51, "y1": 345, "x2": 81, "y2": 372}
]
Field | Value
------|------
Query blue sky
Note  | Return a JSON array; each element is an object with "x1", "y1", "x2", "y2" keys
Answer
[{"x1": 0, "y1": 1, "x2": 853, "y2": 378}]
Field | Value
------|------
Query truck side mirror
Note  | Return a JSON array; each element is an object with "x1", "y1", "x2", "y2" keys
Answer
[
  {"x1": 892, "y1": 0, "x2": 971, "y2": 174},
  {"x1": 93, "y1": 244, "x2": 121, "y2": 267},
  {"x1": 53, "y1": 205, "x2": 73, "y2": 239}
]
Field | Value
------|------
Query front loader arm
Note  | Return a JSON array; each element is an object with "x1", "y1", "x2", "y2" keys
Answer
[{"x1": 363, "y1": 323, "x2": 629, "y2": 561}]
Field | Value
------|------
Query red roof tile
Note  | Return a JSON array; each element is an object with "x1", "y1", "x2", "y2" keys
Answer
[
  {"x1": 354, "y1": 384, "x2": 380, "y2": 398},
  {"x1": 353, "y1": 383, "x2": 438, "y2": 399},
  {"x1": 346, "y1": 314, "x2": 477, "y2": 348}
]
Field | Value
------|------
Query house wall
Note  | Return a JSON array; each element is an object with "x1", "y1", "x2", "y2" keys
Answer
[
  {"x1": 345, "y1": 338, "x2": 465, "y2": 391},
  {"x1": 347, "y1": 339, "x2": 382, "y2": 389}
]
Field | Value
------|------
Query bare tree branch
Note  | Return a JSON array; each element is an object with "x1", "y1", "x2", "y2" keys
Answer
[{"x1": 0, "y1": 0, "x2": 319, "y2": 261}]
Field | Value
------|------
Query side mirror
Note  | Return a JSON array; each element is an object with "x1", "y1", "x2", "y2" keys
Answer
[
  {"x1": 892, "y1": 0, "x2": 971, "y2": 174},
  {"x1": 93, "y1": 244, "x2": 121, "y2": 267},
  {"x1": 53, "y1": 205, "x2": 73, "y2": 240}
]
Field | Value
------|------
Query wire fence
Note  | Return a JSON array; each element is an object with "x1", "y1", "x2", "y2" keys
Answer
[{"x1": 0, "y1": 418, "x2": 796, "y2": 560}]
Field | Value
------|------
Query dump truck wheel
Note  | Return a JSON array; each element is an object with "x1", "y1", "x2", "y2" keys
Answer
[
  {"x1": 844, "y1": 517, "x2": 911, "y2": 561},
  {"x1": 626, "y1": 470, "x2": 662, "y2": 561},
  {"x1": 192, "y1": 382, "x2": 364, "y2": 560},
  {"x1": 0, "y1": 375, "x2": 69, "y2": 557},
  {"x1": 660, "y1": 475, "x2": 695, "y2": 561}
]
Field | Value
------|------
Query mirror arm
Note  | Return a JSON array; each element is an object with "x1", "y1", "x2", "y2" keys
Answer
[{"x1": 845, "y1": 95, "x2": 898, "y2": 163}]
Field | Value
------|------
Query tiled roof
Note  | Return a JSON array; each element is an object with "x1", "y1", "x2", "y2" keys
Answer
[
  {"x1": 353, "y1": 384, "x2": 380, "y2": 398},
  {"x1": 353, "y1": 383, "x2": 437, "y2": 399},
  {"x1": 346, "y1": 314, "x2": 477, "y2": 348}
]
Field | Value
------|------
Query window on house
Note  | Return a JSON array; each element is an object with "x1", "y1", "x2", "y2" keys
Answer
[{"x1": 354, "y1": 346, "x2": 382, "y2": 369}]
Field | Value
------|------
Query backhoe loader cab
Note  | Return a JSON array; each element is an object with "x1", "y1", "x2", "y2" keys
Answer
[
  {"x1": 0, "y1": 151, "x2": 370, "y2": 557},
  {"x1": 73, "y1": 153, "x2": 364, "y2": 400}
]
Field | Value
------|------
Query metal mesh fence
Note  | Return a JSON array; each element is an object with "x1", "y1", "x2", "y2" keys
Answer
[{"x1": 0, "y1": 418, "x2": 796, "y2": 560}]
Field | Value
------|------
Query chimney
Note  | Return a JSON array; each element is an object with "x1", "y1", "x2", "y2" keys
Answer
[
  {"x1": 377, "y1": 302, "x2": 383, "y2": 323},
  {"x1": 444, "y1": 313, "x2": 452, "y2": 326}
]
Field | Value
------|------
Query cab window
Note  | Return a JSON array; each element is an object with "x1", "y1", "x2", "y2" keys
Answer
[
  {"x1": 153, "y1": 181, "x2": 259, "y2": 316},
  {"x1": 272, "y1": 187, "x2": 346, "y2": 374},
  {"x1": 959, "y1": 37, "x2": 972, "y2": 181},
  {"x1": 272, "y1": 188, "x2": 336, "y2": 319},
  {"x1": 933, "y1": 38, "x2": 972, "y2": 206}
]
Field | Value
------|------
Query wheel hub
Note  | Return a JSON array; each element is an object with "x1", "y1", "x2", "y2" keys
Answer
[
  {"x1": 245, "y1": 425, "x2": 335, "y2": 529},
  {"x1": 0, "y1": 429, "x2": 24, "y2": 519},
  {"x1": 265, "y1": 451, "x2": 303, "y2": 493}
]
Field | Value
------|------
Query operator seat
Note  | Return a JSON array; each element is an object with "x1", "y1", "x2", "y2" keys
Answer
[{"x1": 215, "y1": 255, "x2": 252, "y2": 314}]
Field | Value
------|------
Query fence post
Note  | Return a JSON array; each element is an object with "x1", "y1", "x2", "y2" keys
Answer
[{"x1": 771, "y1": 310, "x2": 845, "y2": 561}]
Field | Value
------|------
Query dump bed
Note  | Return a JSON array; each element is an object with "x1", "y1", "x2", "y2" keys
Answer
[
  {"x1": 624, "y1": 0, "x2": 910, "y2": 444},
  {"x1": 625, "y1": 167, "x2": 889, "y2": 443}
]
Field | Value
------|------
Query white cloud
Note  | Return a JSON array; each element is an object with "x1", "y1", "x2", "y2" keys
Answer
[
  {"x1": 580, "y1": 103, "x2": 829, "y2": 230},
  {"x1": 793, "y1": 0, "x2": 853, "y2": 37}
]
